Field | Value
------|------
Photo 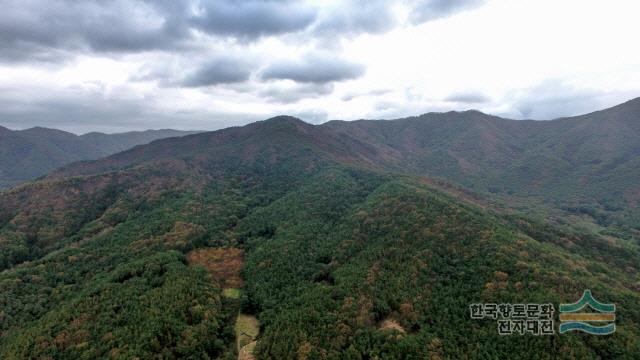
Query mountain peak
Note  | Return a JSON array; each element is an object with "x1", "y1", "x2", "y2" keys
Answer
[
  {"x1": 412, "y1": 109, "x2": 494, "y2": 122},
  {"x1": 461, "y1": 109, "x2": 488, "y2": 115},
  {"x1": 261, "y1": 115, "x2": 307, "y2": 125},
  {"x1": 254, "y1": 115, "x2": 314, "y2": 135},
  {"x1": 19, "y1": 126, "x2": 76, "y2": 137}
]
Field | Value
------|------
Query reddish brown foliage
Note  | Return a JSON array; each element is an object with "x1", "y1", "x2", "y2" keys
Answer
[{"x1": 186, "y1": 247, "x2": 244, "y2": 288}]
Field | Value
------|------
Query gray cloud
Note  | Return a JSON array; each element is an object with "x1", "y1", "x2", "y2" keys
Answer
[
  {"x1": 311, "y1": 0, "x2": 396, "y2": 37},
  {"x1": 181, "y1": 57, "x2": 254, "y2": 87},
  {"x1": 0, "y1": 84, "x2": 263, "y2": 133},
  {"x1": 445, "y1": 91, "x2": 491, "y2": 103},
  {"x1": 0, "y1": 0, "x2": 499, "y2": 133},
  {"x1": 259, "y1": 83, "x2": 334, "y2": 104},
  {"x1": 0, "y1": 0, "x2": 315, "y2": 62},
  {"x1": 309, "y1": 0, "x2": 480, "y2": 37},
  {"x1": 192, "y1": 0, "x2": 317, "y2": 39},
  {"x1": 341, "y1": 89, "x2": 391, "y2": 102},
  {"x1": 0, "y1": 0, "x2": 491, "y2": 63},
  {"x1": 409, "y1": 0, "x2": 486, "y2": 24},
  {"x1": 130, "y1": 53, "x2": 256, "y2": 88},
  {"x1": 502, "y1": 80, "x2": 638, "y2": 120},
  {"x1": 0, "y1": 40, "x2": 74, "y2": 64},
  {"x1": 0, "y1": 0, "x2": 192, "y2": 62},
  {"x1": 284, "y1": 109, "x2": 329, "y2": 124},
  {"x1": 261, "y1": 54, "x2": 365, "y2": 84},
  {"x1": 507, "y1": 81, "x2": 597, "y2": 119}
]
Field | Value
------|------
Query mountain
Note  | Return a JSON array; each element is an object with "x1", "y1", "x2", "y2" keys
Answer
[
  {"x1": 324, "y1": 99, "x2": 640, "y2": 234},
  {"x1": 0, "y1": 102, "x2": 639, "y2": 359},
  {"x1": 50, "y1": 99, "x2": 640, "y2": 234},
  {"x1": 0, "y1": 127, "x2": 199, "y2": 189}
]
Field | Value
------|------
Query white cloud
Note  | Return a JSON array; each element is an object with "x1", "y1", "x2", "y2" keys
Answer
[{"x1": 1, "y1": 0, "x2": 639, "y2": 132}]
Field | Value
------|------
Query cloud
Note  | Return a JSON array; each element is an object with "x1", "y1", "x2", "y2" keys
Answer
[
  {"x1": 191, "y1": 0, "x2": 317, "y2": 39},
  {"x1": 0, "y1": 40, "x2": 74, "y2": 64},
  {"x1": 341, "y1": 89, "x2": 391, "y2": 102},
  {"x1": 0, "y1": 84, "x2": 263, "y2": 133},
  {"x1": 0, "y1": 84, "x2": 154, "y2": 131},
  {"x1": 408, "y1": 0, "x2": 486, "y2": 24},
  {"x1": 0, "y1": 0, "x2": 315, "y2": 62},
  {"x1": 259, "y1": 83, "x2": 334, "y2": 104},
  {"x1": 0, "y1": 0, "x2": 193, "y2": 62},
  {"x1": 130, "y1": 53, "x2": 256, "y2": 88},
  {"x1": 261, "y1": 53, "x2": 365, "y2": 84},
  {"x1": 0, "y1": 0, "x2": 492, "y2": 63},
  {"x1": 308, "y1": 0, "x2": 483, "y2": 37},
  {"x1": 310, "y1": 0, "x2": 397, "y2": 37},
  {"x1": 445, "y1": 91, "x2": 491, "y2": 103},
  {"x1": 284, "y1": 109, "x2": 329, "y2": 124},
  {"x1": 180, "y1": 57, "x2": 254, "y2": 87},
  {"x1": 501, "y1": 80, "x2": 638, "y2": 120}
]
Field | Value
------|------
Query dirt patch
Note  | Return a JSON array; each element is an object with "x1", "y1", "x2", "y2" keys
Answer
[
  {"x1": 186, "y1": 247, "x2": 244, "y2": 288},
  {"x1": 238, "y1": 340, "x2": 257, "y2": 360},
  {"x1": 379, "y1": 318, "x2": 406, "y2": 333}
]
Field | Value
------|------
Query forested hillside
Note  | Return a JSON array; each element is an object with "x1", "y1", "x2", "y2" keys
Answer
[
  {"x1": 1, "y1": 104, "x2": 639, "y2": 359},
  {"x1": 325, "y1": 97, "x2": 640, "y2": 236}
]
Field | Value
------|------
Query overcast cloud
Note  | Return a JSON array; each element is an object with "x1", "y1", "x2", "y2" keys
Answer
[
  {"x1": 0, "y1": 0, "x2": 639, "y2": 133},
  {"x1": 261, "y1": 54, "x2": 365, "y2": 84},
  {"x1": 445, "y1": 91, "x2": 491, "y2": 104},
  {"x1": 181, "y1": 56, "x2": 255, "y2": 87}
]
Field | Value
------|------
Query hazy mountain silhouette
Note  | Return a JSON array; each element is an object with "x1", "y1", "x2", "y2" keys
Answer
[{"x1": 0, "y1": 127, "x2": 199, "y2": 188}]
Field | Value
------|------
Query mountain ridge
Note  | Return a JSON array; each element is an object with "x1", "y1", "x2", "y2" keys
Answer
[
  {"x1": 0, "y1": 126, "x2": 200, "y2": 189},
  {"x1": 35, "y1": 98, "x2": 639, "y2": 235}
]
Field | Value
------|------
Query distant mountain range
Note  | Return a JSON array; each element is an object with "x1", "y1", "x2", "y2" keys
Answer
[
  {"x1": 1, "y1": 99, "x2": 638, "y2": 358},
  {"x1": 49, "y1": 97, "x2": 640, "y2": 233},
  {"x1": 324, "y1": 97, "x2": 640, "y2": 232},
  {"x1": 0, "y1": 127, "x2": 199, "y2": 188}
]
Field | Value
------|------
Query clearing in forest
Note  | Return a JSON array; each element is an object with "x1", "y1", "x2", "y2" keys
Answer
[
  {"x1": 379, "y1": 318, "x2": 406, "y2": 333},
  {"x1": 186, "y1": 247, "x2": 244, "y2": 291},
  {"x1": 236, "y1": 314, "x2": 260, "y2": 359}
]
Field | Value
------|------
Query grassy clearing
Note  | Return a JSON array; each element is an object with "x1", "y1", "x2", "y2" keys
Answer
[
  {"x1": 235, "y1": 314, "x2": 260, "y2": 351},
  {"x1": 223, "y1": 288, "x2": 241, "y2": 299}
]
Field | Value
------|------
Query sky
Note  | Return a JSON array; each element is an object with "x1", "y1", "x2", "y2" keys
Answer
[{"x1": 0, "y1": 0, "x2": 639, "y2": 134}]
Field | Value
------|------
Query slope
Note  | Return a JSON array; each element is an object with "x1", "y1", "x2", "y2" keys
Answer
[{"x1": 324, "y1": 98, "x2": 640, "y2": 234}]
